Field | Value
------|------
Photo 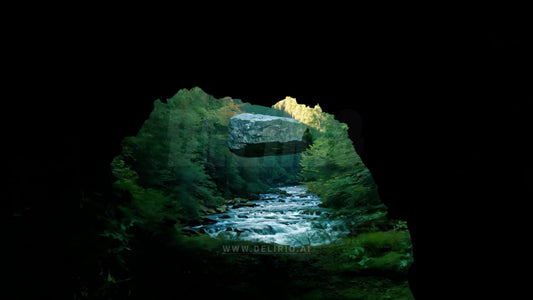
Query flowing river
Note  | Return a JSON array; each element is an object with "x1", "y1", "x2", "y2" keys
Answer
[{"x1": 194, "y1": 186, "x2": 349, "y2": 246}]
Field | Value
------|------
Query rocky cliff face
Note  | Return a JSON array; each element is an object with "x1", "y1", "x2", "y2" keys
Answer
[{"x1": 228, "y1": 113, "x2": 312, "y2": 157}]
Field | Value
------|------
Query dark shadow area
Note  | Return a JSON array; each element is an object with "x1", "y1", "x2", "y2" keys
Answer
[{"x1": 229, "y1": 139, "x2": 312, "y2": 157}]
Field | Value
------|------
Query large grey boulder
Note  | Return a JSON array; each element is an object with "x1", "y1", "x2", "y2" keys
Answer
[{"x1": 228, "y1": 113, "x2": 312, "y2": 157}]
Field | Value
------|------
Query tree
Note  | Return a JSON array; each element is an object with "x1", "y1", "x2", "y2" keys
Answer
[{"x1": 273, "y1": 96, "x2": 379, "y2": 209}]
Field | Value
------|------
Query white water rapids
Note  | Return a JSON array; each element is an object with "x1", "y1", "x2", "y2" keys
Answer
[{"x1": 194, "y1": 186, "x2": 349, "y2": 246}]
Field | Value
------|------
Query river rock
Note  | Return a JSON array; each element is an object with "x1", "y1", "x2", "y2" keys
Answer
[
  {"x1": 215, "y1": 204, "x2": 228, "y2": 213},
  {"x1": 228, "y1": 113, "x2": 312, "y2": 157},
  {"x1": 199, "y1": 205, "x2": 217, "y2": 215},
  {"x1": 232, "y1": 202, "x2": 257, "y2": 209},
  {"x1": 234, "y1": 198, "x2": 247, "y2": 204},
  {"x1": 200, "y1": 216, "x2": 218, "y2": 225}
]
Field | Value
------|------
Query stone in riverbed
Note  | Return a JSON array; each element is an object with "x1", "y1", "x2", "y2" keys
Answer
[
  {"x1": 232, "y1": 202, "x2": 257, "y2": 209},
  {"x1": 200, "y1": 216, "x2": 218, "y2": 225},
  {"x1": 228, "y1": 113, "x2": 312, "y2": 157},
  {"x1": 199, "y1": 205, "x2": 216, "y2": 215},
  {"x1": 215, "y1": 204, "x2": 228, "y2": 213}
]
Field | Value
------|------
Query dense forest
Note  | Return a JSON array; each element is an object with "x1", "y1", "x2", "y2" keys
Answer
[
  {"x1": 73, "y1": 87, "x2": 413, "y2": 298},
  {"x1": 110, "y1": 88, "x2": 303, "y2": 226}
]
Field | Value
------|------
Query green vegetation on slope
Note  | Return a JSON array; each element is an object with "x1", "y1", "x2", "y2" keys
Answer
[
  {"x1": 111, "y1": 88, "x2": 303, "y2": 226},
  {"x1": 273, "y1": 97, "x2": 380, "y2": 210}
]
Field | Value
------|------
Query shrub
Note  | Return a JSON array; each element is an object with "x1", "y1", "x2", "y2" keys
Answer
[
  {"x1": 344, "y1": 230, "x2": 413, "y2": 274},
  {"x1": 354, "y1": 231, "x2": 411, "y2": 256}
]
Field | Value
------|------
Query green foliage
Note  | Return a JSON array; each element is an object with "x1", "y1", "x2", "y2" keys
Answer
[
  {"x1": 274, "y1": 96, "x2": 379, "y2": 210},
  {"x1": 343, "y1": 230, "x2": 413, "y2": 273},
  {"x1": 366, "y1": 251, "x2": 412, "y2": 272},
  {"x1": 240, "y1": 102, "x2": 292, "y2": 117},
  {"x1": 300, "y1": 235, "x2": 414, "y2": 299},
  {"x1": 110, "y1": 155, "x2": 181, "y2": 231},
  {"x1": 100, "y1": 218, "x2": 135, "y2": 255},
  {"x1": 273, "y1": 96, "x2": 326, "y2": 132},
  {"x1": 109, "y1": 88, "x2": 305, "y2": 229},
  {"x1": 352, "y1": 231, "x2": 411, "y2": 256},
  {"x1": 394, "y1": 220, "x2": 409, "y2": 231}
]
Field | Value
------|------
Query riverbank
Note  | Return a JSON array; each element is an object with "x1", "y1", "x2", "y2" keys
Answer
[
  {"x1": 166, "y1": 233, "x2": 414, "y2": 299},
  {"x1": 173, "y1": 185, "x2": 414, "y2": 298}
]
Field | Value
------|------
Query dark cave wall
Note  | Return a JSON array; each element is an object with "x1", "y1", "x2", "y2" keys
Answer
[{"x1": 6, "y1": 24, "x2": 529, "y2": 298}]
